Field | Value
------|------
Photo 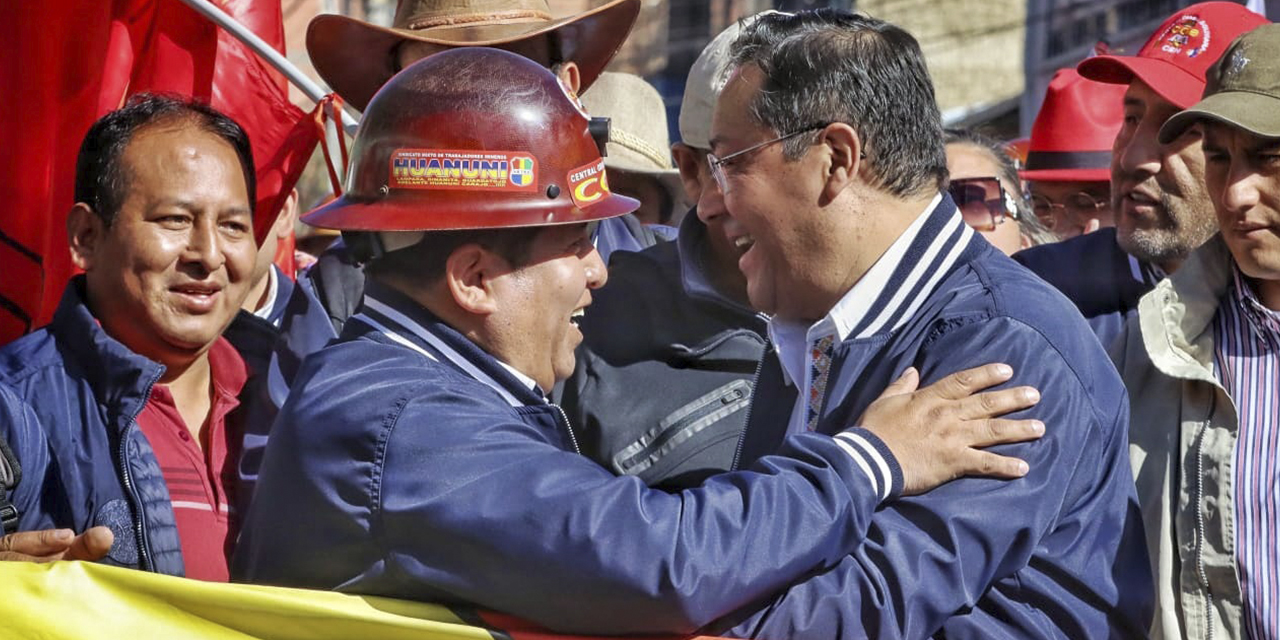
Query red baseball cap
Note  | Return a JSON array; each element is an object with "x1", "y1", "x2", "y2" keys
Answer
[
  {"x1": 1077, "y1": 2, "x2": 1269, "y2": 110},
  {"x1": 1021, "y1": 68, "x2": 1126, "y2": 182}
]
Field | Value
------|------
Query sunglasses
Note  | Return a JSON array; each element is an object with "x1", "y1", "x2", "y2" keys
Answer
[{"x1": 948, "y1": 177, "x2": 1019, "y2": 232}]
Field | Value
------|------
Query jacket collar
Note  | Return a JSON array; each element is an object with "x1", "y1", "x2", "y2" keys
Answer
[
  {"x1": 352, "y1": 280, "x2": 547, "y2": 407},
  {"x1": 1138, "y1": 234, "x2": 1233, "y2": 384},
  {"x1": 48, "y1": 276, "x2": 166, "y2": 423},
  {"x1": 676, "y1": 210, "x2": 759, "y2": 318},
  {"x1": 262, "y1": 264, "x2": 295, "y2": 327},
  {"x1": 771, "y1": 191, "x2": 976, "y2": 344}
]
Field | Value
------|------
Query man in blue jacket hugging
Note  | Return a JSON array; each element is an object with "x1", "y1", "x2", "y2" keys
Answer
[
  {"x1": 709, "y1": 9, "x2": 1153, "y2": 638},
  {"x1": 232, "y1": 43, "x2": 1067, "y2": 637}
]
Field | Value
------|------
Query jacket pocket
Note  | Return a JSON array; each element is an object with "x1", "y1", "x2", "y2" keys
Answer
[{"x1": 611, "y1": 379, "x2": 752, "y2": 477}]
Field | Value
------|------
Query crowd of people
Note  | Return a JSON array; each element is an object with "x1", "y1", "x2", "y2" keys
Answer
[{"x1": 0, "y1": 0, "x2": 1277, "y2": 638}]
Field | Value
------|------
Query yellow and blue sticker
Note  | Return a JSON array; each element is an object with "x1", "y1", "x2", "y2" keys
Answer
[
  {"x1": 509, "y1": 157, "x2": 536, "y2": 187},
  {"x1": 390, "y1": 149, "x2": 538, "y2": 192}
]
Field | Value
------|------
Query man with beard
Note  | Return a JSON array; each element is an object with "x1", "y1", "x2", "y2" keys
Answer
[
  {"x1": 1113, "y1": 24, "x2": 1280, "y2": 639},
  {"x1": 1014, "y1": 2, "x2": 1269, "y2": 347}
]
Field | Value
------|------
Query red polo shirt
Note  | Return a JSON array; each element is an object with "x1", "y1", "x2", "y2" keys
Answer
[{"x1": 135, "y1": 337, "x2": 247, "y2": 582}]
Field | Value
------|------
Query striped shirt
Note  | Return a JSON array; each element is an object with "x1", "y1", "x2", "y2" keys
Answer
[
  {"x1": 771, "y1": 193, "x2": 971, "y2": 500},
  {"x1": 1212, "y1": 266, "x2": 1280, "y2": 639},
  {"x1": 136, "y1": 337, "x2": 246, "y2": 582}
]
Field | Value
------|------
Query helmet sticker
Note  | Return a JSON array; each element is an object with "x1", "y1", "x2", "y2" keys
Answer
[
  {"x1": 509, "y1": 157, "x2": 536, "y2": 187},
  {"x1": 389, "y1": 149, "x2": 538, "y2": 192},
  {"x1": 567, "y1": 159, "x2": 611, "y2": 209}
]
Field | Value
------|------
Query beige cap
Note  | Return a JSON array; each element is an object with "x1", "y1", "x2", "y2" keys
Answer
[
  {"x1": 678, "y1": 11, "x2": 783, "y2": 150},
  {"x1": 578, "y1": 71, "x2": 683, "y2": 208}
]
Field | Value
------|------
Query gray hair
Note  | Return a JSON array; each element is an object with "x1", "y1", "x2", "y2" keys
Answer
[{"x1": 728, "y1": 9, "x2": 948, "y2": 199}]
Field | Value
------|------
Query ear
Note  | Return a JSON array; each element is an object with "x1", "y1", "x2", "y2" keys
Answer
[
  {"x1": 443, "y1": 244, "x2": 501, "y2": 316},
  {"x1": 1083, "y1": 217, "x2": 1102, "y2": 235},
  {"x1": 1019, "y1": 231, "x2": 1034, "y2": 250},
  {"x1": 671, "y1": 142, "x2": 706, "y2": 203},
  {"x1": 556, "y1": 61, "x2": 582, "y2": 96},
  {"x1": 67, "y1": 203, "x2": 104, "y2": 271},
  {"x1": 272, "y1": 188, "x2": 299, "y2": 240},
  {"x1": 818, "y1": 123, "x2": 862, "y2": 203}
]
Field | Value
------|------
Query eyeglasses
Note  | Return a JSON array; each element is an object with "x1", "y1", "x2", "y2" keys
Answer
[
  {"x1": 947, "y1": 177, "x2": 1020, "y2": 232},
  {"x1": 707, "y1": 124, "x2": 830, "y2": 193},
  {"x1": 1030, "y1": 192, "x2": 1107, "y2": 231}
]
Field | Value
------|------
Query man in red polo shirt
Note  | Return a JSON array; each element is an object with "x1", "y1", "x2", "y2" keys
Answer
[
  {"x1": 134, "y1": 335, "x2": 247, "y2": 581},
  {"x1": 0, "y1": 95, "x2": 257, "y2": 580}
]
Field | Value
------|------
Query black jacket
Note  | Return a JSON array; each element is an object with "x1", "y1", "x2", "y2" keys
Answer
[{"x1": 559, "y1": 212, "x2": 767, "y2": 489}]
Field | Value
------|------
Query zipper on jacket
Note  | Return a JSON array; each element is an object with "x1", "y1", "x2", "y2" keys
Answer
[
  {"x1": 119, "y1": 372, "x2": 162, "y2": 572},
  {"x1": 551, "y1": 403, "x2": 582, "y2": 455},
  {"x1": 1193, "y1": 394, "x2": 1217, "y2": 640},
  {"x1": 613, "y1": 379, "x2": 752, "y2": 477},
  {"x1": 117, "y1": 427, "x2": 151, "y2": 571},
  {"x1": 729, "y1": 351, "x2": 769, "y2": 471}
]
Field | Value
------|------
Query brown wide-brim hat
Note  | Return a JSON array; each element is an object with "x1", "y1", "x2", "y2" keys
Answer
[{"x1": 308, "y1": 0, "x2": 641, "y2": 111}]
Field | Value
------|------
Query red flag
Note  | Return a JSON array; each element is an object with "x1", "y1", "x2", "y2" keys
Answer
[{"x1": 0, "y1": 0, "x2": 317, "y2": 344}]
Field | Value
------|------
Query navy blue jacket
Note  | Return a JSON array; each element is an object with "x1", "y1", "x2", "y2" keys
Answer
[
  {"x1": 1013, "y1": 227, "x2": 1155, "y2": 348},
  {"x1": 233, "y1": 281, "x2": 902, "y2": 636},
  {"x1": 223, "y1": 265, "x2": 336, "y2": 493},
  {"x1": 0, "y1": 279, "x2": 186, "y2": 574},
  {"x1": 0, "y1": 384, "x2": 47, "y2": 534},
  {"x1": 0, "y1": 272, "x2": 332, "y2": 574},
  {"x1": 560, "y1": 212, "x2": 767, "y2": 488},
  {"x1": 726, "y1": 199, "x2": 1154, "y2": 638}
]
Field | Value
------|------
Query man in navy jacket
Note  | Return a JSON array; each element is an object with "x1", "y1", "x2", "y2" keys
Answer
[
  {"x1": 708, "y1": 10, "x2": 1153, "y2": 637},
  {"x1": 235, "y1": 47, "x2": 1049, "y2": 637},
  {"x1": 0, "y1": 95, "x2": 263, "y2": 576}
]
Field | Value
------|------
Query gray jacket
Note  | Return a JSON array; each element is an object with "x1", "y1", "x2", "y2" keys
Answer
[{"x1": 1111, "y1": 236, "x2": 1244, "y2": 639}]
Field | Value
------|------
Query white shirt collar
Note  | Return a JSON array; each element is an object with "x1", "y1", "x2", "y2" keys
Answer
[
  {"x1": 770, "y1": 192, "x2": 946, "y2": 387},
  {"x1": 497, "y1": 361, "x2": 540, "y2": 395},
  {"x1": 359, "y1": 296, "x2": 543, "y2": 406},
  {"x1": 251, "y1": 265, "x2": 280, "y2": 324}
]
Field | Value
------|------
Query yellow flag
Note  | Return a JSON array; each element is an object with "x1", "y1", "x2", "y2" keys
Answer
[{"x1": 0, "y1": 561, "x2": 721, "y2": 640}]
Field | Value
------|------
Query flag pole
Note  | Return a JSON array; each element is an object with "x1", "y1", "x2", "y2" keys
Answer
[{"x1": 176, "y1": 0, "x2": 359, "y2": 134}]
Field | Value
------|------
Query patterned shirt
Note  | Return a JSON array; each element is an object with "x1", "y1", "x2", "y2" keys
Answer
[
  {"x1": 1212, "y1": 266, "x2": 1280, "y2": 639},
  {"x1": 768, "y1": 193, "x2": 972, "y2": 499}
]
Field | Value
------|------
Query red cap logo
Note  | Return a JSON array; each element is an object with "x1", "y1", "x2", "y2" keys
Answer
[{"x1": 1152, "y1": 15, "x2": 1212, "y2": 60}]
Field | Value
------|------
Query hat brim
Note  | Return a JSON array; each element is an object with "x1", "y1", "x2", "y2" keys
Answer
[
  {"x1": 301, "y1": 190, "x2": 639, "y2": 232},
  {"x1": 307, "y1": 0, "x2": 641, "y2": 111},
  {"x1": 607, "y1": 165, "x2": 687, "y2": 210},
  {"x1": 1019, "y1": 167, "x2": 1111, "y2": 182},
  {"x1": 1077, "y1": 55, "x2": 1205, "y2": 110},
  {"x1": 1159, "y1": 91, "x2": 1280, "y2": 144}
]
